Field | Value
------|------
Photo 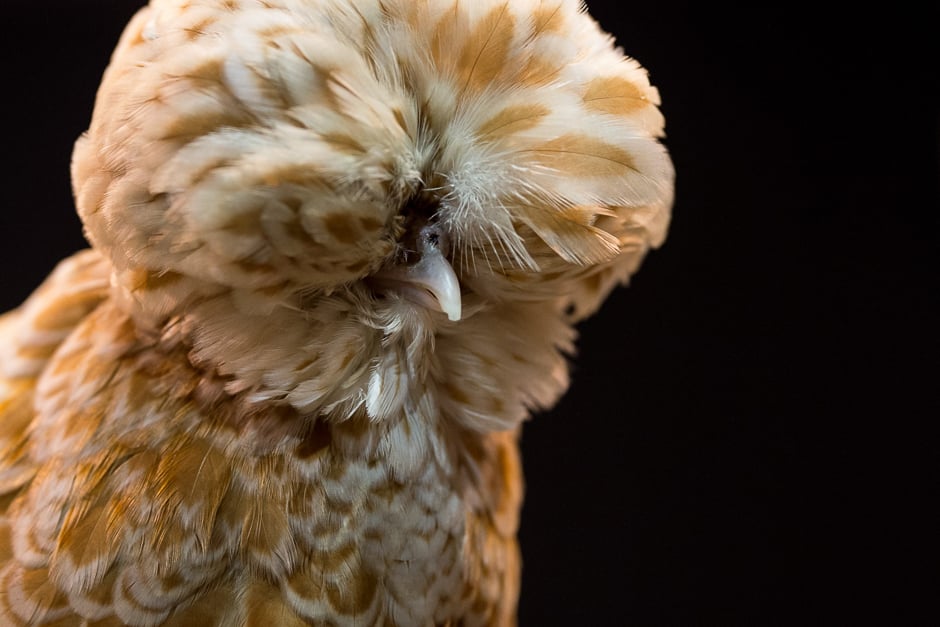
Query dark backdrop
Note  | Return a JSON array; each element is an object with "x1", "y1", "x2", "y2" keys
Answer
[{"x1": 1, "y1": 2, "x2": 935, "y2": 625}]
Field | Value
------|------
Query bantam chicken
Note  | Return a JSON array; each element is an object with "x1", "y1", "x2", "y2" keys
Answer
[{"x1": 0, "y1": 0, "x2": 673, "y2": 624}]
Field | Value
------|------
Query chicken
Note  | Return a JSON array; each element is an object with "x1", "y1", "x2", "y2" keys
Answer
[{"x1": 0, "y1": 0, "x2": 673, "y2": 624}]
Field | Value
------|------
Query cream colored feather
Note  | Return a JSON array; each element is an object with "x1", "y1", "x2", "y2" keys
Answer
[{"x1": 0, "y1": 0, "x2": 672, "y2": 624}]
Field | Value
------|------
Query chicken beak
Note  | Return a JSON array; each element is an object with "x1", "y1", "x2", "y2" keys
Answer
[{"x1": 373, "y1": 225, "x2": 462, "y2": 321}]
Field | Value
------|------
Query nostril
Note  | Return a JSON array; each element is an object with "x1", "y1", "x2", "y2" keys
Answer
[{"x1": 419, "y1": 223, "x2": 448, "y2": 256}]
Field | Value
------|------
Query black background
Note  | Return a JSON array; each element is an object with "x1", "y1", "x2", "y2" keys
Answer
[{"x1": 1, "y1": 2, "x2": 935, "y2": 625}]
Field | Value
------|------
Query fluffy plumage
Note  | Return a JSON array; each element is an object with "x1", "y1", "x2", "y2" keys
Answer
[{"x1": 0, "y1": 0, "x2": 673, "y2": 624}]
